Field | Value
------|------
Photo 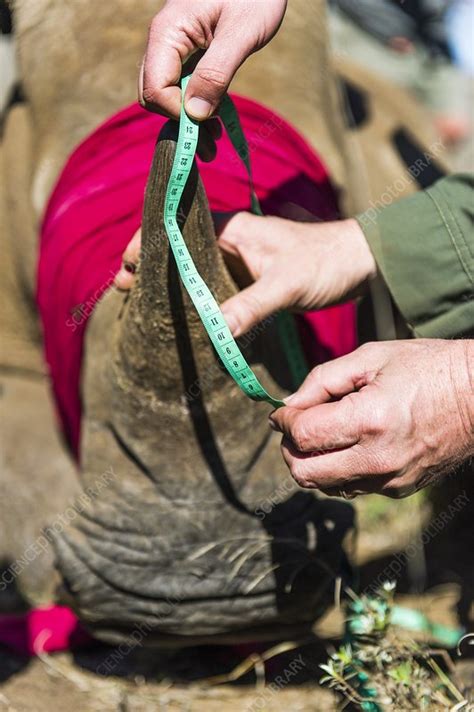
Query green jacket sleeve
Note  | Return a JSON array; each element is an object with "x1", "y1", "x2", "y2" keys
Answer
[{"x1": 356, "y1": 174, "x2": 474, "y2": 338}]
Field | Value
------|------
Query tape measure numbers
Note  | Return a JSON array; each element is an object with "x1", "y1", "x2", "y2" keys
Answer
[{"x1": 163, "y1": 75, "x2": 307, "y2": 409}]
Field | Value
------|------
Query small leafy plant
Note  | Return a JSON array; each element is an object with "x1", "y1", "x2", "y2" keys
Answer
[{"x1": 320, "y1": 582, "x2": 468, "y2": 711}]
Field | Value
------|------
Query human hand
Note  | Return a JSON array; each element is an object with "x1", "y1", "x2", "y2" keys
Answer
[
  {"x1": 218, "y1": 213, "x2": 377, "y2": 337},
  {"x1": 269, "y1": 339, "x2": 474, "y2": 499},
  {"x1": 114, "y1": 214, "x2": 376, "y2": 310},
  {"x1": 140, "y1": 0, "x2": 287, "y2": 120}
]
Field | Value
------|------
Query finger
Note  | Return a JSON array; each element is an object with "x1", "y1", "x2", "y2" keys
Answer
[
  {"x1": 280, "y1": 438, "x2": 373, "y2": 490},
  {"x1": 215, "y1": 212, "x2": 256, "y2": 287},
  {"x1": 114, "y1": 229, "x2": 141, "y2": 290},
  {"x1": 140, "y1": 12, "x2": 194, "y2": 118},
  {"x1": 216, "y1": 213, "x2": 260, "y2": 288},
  {"x1": 269, "y1": 399, "x2": 362, "y2": 453},
  {"x1": 125, "y1": 227, "x2": 141, "y2": 259},
  {"x1": 141, "y1": 57, "x2": 183, "y2": 120},
  {"x1": 218, "y1": 213, "x2": 291, "y2": 334},
  {"x1": 115, "y1": 262, "x2": 136, "y2": 291},
  {"x1": 220, "y1": 273, "x2": 290, "y2": 337},
  {"x1": 318, "y1": 474, "x2": 393, "y2": 498},
  {"x1": 184, "y1": 36, "x2": 251, "y2": 120},
  {"x1": 216, "y1": 211, "x2": 264, "y2": 250},
  {"x1": 285, "y1": 344, "x2": 384, "y2": 409},
  {"x1": 220, "y1": 250, "x2": 255, "y2": 290},
  {"x1": 280, "y1": 437, "x2": 407, "y2": 496}
]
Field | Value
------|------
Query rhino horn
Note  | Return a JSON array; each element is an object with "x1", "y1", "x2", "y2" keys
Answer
[{"x1": 114, "y1": 123, "x2": 237, "y2": 400}]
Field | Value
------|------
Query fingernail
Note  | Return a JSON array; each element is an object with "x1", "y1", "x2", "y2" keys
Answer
[
  {"x1": 223, "y1": 311, "x2": 239, "y2": 335},
  {"x1": 123, "y1": 261, "x2": 136, "y2": 274},
  {"x1": 186, "y1": 97, "x2": 213, "y2": 120},
  {"x1": 268, "y1": 418, "x2": 278, "y2": 431}
]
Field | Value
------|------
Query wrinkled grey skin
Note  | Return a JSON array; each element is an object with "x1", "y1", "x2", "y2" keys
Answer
[
  {"x1": 1, "y1": 0, "x2": 445, "y2": 644},
  {"x1": 53, "y1": 130, "x2": 354, "y2": 644}
]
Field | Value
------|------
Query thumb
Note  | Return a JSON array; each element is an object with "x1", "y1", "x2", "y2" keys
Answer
[
  {"x1": 221, "y1": 276, "x2": 289, "y2": 338},
  {"x1": 285, "y1": 345, "x2": 382, "y2": 408},
  {"x1": 184, "y1": 36, "x2": 249, "y2": 120}
]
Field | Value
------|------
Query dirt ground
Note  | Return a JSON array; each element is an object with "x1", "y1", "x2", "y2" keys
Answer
[
  {"x1": 1, "y1": 486, "x2": 473, "y2": 712},
  {"x1": 0, "y1": 642, "x2": 339, "y2": 712}
]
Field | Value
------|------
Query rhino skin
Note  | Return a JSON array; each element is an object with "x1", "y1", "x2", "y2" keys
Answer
[
  {"x1": 1, "y1": 0, "x2": 448, "y2": 641},
  {"x1": 51, "y1": 126, "x2": 354, "y2": 644}
]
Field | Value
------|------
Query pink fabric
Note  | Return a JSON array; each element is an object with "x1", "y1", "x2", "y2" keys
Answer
[
  {"x1": 37, "y1": 96, "x2": 356, "y2": 458},
  {"x1": 0, "y1": 606, "x2": 89, "y2": 656}
]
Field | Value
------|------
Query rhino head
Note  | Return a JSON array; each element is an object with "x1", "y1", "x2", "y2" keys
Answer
[
  {"x1": 5, "y1": 0, "x2": 448, "y2": 641},
  {"x1": 52, "y1": 123, "x2": 354, "y2": 646}
]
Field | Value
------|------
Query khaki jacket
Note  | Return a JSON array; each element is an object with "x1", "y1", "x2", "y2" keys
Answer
[{"x1": 357, "y1": 174, "x2": 474, "y2": 338}]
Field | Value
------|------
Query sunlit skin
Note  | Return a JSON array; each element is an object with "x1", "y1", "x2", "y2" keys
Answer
[
  {"x1": 139, "y1": 0, "x2": 288, "y2": 120},
  {"x1": 115, "y1": 213, "x2": 473, "y2": 499},
  {"x1": 117, "y1": 0, "x2": 474, "y2": 498}
]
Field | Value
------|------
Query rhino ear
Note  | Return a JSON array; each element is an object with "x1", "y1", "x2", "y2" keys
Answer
[{"x1": 113, "y1": 123, "x2": 237, "y2": 389}]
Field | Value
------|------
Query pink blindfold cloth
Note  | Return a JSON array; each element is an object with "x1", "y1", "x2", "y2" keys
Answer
[
  {"x1": 0, "y1": 606, "x2": 89, "y2": 656},
  {"x1": 37, "y1": 95, "x2": 356, "y2": 459}
]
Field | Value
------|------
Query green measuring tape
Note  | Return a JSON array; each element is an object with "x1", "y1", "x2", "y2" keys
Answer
[{"x1": 163, "y1": 75, "x2": 308, "y2": 409}]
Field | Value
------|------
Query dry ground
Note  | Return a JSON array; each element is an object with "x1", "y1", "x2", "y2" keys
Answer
[{"x1": 1, "y1": 488, "x2": 473, "y2": 712}]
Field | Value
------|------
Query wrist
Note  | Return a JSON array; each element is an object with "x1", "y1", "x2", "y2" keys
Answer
[
  {"x1": 343, "y1": 218, "x2": 378, "y2": 284},
  {"x1": 302, "y1": 217, "x2": 379, "y2": 308},
  {"x1": 334, "y1": 218, "x2": 377, "y2": 296}
]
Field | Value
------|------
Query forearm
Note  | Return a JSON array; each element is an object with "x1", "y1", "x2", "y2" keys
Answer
[{"x1": 357, "y1": 174, "x2": 474, "y2": 339}]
